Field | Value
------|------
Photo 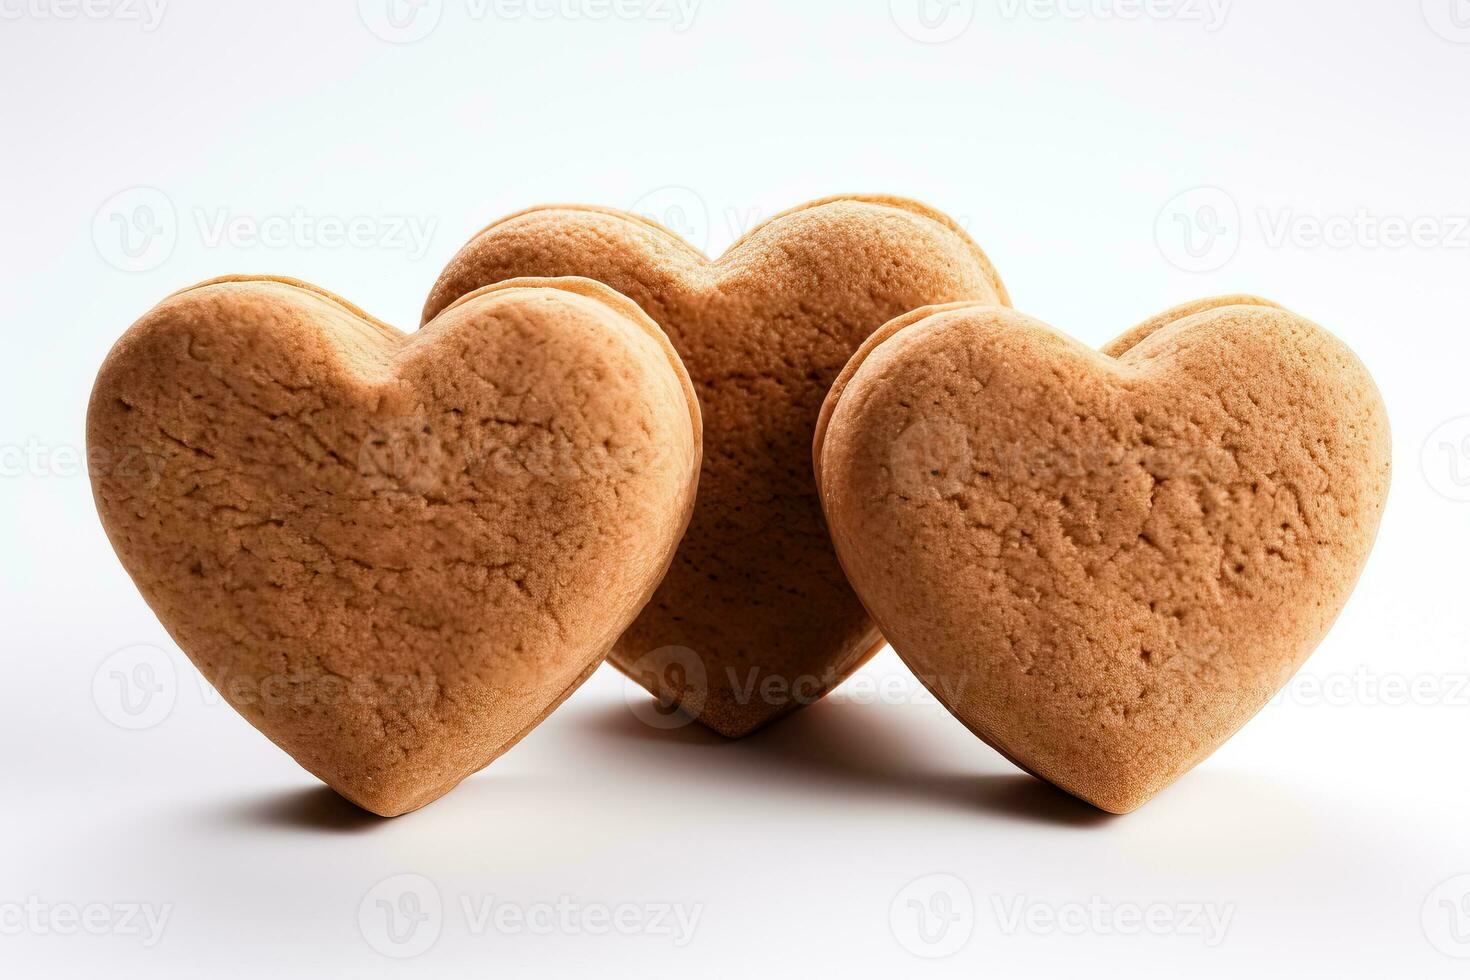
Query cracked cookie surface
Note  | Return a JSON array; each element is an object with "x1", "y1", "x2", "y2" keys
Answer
[
  {"x1": 814, "y1": 297, "x2": 1390, "y2": 812},
  {"x1": 88, "y1": 276, "x2": 701, "y2": 815},
  {"x1": 424, "y1": 196, "x2": 1009, "y2": 735}
]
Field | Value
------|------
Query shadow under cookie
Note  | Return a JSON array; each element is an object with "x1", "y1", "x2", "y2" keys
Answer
[{"x1": 580, "y1": 694, "x2": 1115, "y2": 828}]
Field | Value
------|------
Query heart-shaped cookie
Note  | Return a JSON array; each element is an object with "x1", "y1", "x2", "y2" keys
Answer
[
  {"x1": 424, "y1": 196, "x2": 1009, "y2": 735},
  {"x1": 88, "y1": 275, "x2": 701, "y2": 815},
  {"x1": 814, "y1": 297, "x2": 1390, "y2": 812}
]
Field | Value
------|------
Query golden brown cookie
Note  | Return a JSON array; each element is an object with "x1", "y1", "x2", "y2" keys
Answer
[
  {"x1": 88, "y1": 275, "x2": 701, "y2": 816},
  {"x1": 424, "y1": 196, "x2": 1009, "y2": 735},
  {"x1": 814, "y1": 297, "x2": 1390, "y2": 813}
]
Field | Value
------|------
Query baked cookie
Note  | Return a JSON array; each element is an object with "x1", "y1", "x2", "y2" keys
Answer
[
  {"x1": 424, "y1": 196, "x2": 1009, "y2": 735},
  {"x1": 815, "y1": 297, "x2": 1390, "y2": 813},
  {"x1": 88, "y1": 275, "x2": 701, "y2": 816}
]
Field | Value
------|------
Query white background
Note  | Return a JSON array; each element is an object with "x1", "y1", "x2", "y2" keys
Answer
[{"x1": 2, "y1": 0, "x2": 1468, "y2": 976}]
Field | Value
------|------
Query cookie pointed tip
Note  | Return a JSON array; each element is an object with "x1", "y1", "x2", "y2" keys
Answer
[
  {"x1": 326, "y1": 779, "x2": 453, "y2": 819},
  {"x1": 694, "y1": 713, "x2": 762, "y2": 739},
  {"x1": 692, "y1": 702, "x2": 795, "y2": 739},
  {"x1": 1066, "y1": 780, "x2": 1158, "y2": 815}
]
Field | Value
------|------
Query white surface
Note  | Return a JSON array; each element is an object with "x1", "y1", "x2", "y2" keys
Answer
[{"x1": 3, "y1": 1, "x2": 1468, "y2": 976}]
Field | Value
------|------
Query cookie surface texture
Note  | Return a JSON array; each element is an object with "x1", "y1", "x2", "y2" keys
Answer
[
  {"x1": 424, "y1": 196, "x2": 1009, "y2": 735},
  {"x1": 814, "y1": 297, "x2": 1390, "y2": 812},
  {"x1": 89, "y1": 276, "x2": 701, "y2": 815}
]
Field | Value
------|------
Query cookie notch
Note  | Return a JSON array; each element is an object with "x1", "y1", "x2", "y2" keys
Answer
[
  {"x1": 815, "y1": 297, "x2": 1389, "y2": 813},
  {"x1": 423, "y1": 195, "x2": 1011, "y2": 736},
  {"x1": 89, "y1": 275, "x2": 701, "y2": 815}
]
